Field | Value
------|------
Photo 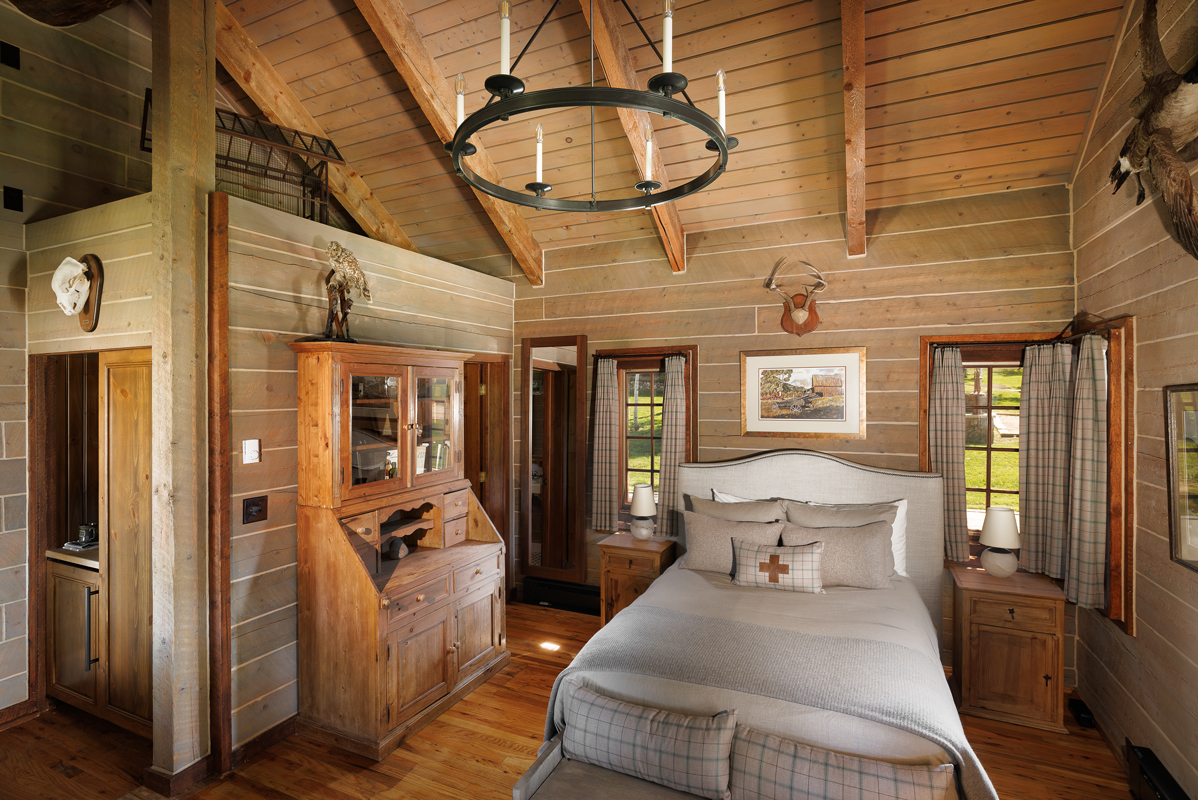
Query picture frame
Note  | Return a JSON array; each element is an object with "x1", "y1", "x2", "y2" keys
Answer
[
  {"x1": 740, "y1": 347, "x2": 866, "y2": 438},
  {"x1": 1164, "y1": 383, "x2": 1198, "y2": 574}
]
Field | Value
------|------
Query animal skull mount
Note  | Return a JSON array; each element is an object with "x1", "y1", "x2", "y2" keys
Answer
[
  {"x1": 763, "y1": 258, "x2": 827, "y2": 336},
  {"x1": 51, "y1": 254, "x2": 104, "y2": 332}
]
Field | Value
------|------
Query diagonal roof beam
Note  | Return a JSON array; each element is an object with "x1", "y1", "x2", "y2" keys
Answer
[
  {"x1": 841, "y1": 0, "x2": 866, "y2": 258},
  {"x1": 214, "y1": 2, "x2": 417, "y2": 252},
  {"x1": 353, "y1": 0, "x2": 545, "y2": 286},
  {"x1": 580, "y1": 0, "x2": 686, "y2": 273}
]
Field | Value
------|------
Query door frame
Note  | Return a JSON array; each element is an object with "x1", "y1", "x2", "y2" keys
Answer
[{"x1": 463, "y1": 354, "x2": 513, "y2": 597}]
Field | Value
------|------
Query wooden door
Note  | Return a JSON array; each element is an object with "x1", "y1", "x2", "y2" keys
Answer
[
  {"x1": 340, "y1": 362, "x2": 408, "y2": 503},
  {"x1": 390, "y1": 604, "x2": 453, "y2": 727},
  {"x1": 453, "y1": 578, "x2": 501, "y2": 684},
  {"x1": 99, "y1": 349, "x2": 152, "y2": 729},
  {"x1": 463, "y1": 360, "x2": 511, "y2": 593},
  {"x1": 46, "y1": 560, "x2": 101, "y2": 711},
  {"x1": 602, "y1": 572, "x2": 656, "y2": 624},
  {"x1": 410, "y1": 367, "x2": 462, "y2": 488},
  {"x1": 967, "y1": 623, "x2": 1057, "y2": 723}
]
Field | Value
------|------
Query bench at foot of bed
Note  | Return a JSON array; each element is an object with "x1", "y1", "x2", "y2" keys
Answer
[{"x1": 512, "y1": 734, "x2": 699, "y2": 800}]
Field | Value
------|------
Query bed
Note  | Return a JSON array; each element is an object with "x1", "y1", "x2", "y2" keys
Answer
[{"x1": 513, "y1": 450, "x2": 997, "y2": 800}]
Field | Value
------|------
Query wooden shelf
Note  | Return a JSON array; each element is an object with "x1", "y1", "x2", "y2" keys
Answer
[
  {"x1": 384, "y1": 517, "x2": 435, "y2": 537},
  {"x1": 353, "y1": 442, "x2": 397, "y2": 452},
  {"x1": 46, "y1": 547, "x2": 100, "y2": 570}
]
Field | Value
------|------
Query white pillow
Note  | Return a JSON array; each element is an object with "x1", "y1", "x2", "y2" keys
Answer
[{"x1": 712, "y1": 489, "x2": 755, "y2": 504}]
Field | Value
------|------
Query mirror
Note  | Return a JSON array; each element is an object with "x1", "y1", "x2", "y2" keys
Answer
[
  {"x1": 1166, "y1": 383, "x2": 1198, "y2": 573},
  {"x1": 520, "y1": 336, "x2": 587, "y2": 582}
]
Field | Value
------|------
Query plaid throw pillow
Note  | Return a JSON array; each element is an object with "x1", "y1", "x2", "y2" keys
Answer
[
  {"x1": 731, "y1": 540, "x2": 824, "y2": 593},
  {"x1": 732, "y1": 725, "x2": 955, "y2": 800},
  {"x1": 561, "y1": 682, "x2": 737, "y2": 800}
]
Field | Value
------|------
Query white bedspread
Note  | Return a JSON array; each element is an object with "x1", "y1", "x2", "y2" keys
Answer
[{"x1": 553, "y1": 563, "x2": 958, "y2": 779}]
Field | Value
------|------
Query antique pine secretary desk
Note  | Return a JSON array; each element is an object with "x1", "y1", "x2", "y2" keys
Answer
[{"x1": 290, "y1": 342, "x2": 509, "y2": 760}]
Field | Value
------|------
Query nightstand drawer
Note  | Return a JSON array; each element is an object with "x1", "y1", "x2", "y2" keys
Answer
[
  {"x1": 969, "y1": 595, "x2": 1058, "y2": 632},
  {"x1": 602, "y1": 551, "x2": 658, "y2": 574}
]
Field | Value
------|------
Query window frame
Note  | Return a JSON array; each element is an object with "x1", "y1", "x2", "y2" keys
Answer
[
  {"x1": 919, "y1": 326, "x2": 1136, "y2": 635},
  {"x1": 593, "y1": 346, "x2": 699, "y2": 514}
]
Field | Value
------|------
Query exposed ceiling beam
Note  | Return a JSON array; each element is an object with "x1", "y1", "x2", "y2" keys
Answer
[
  {"x1": 353, "y1": 0, "x2": 545, "y2": 286},
  {"x1": 841, "y1": 0, "x2": 866, "y2": 258},
  {"x1": 579, "y1": 0, "x2": 686, "y2": 273},
  {"x1": 213, "y1": 2, "x2": 417, "y2": 252}
]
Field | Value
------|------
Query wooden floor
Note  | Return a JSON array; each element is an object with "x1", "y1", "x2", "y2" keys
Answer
[{"x1": 0, "y1": 602, "x2": 1130, "y2": 800}]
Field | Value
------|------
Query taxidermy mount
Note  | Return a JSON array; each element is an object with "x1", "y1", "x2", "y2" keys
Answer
[
  {"x1": 1109, "y1": 0, "x2": 1198, "y2": 259},
  {"x1": 321, "y1": 241, "x2": 373, "y2": 342},
  {"x1": 52, "y1": 254, "x2": 104, "y2": 332},
  {"x1": 762, "y1": 257, "x2": 827, "y2": 336}
]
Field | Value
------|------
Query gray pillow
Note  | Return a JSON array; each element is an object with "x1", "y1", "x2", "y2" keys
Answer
[
  {"x1": 785, "y1": 501, "x2": 897, "y2": 531},
  {"x1": 781, "y1": 520, "x2": 893, "y2": 589},
  {"x1": 681, "y1": 511, "x2": 785, "y2": 575},
  {"x1": 686, "y1": 494, "x2": 785, "y2": 523}
]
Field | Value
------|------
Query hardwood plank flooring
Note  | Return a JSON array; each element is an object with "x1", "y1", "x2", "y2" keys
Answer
[{"x1": 0, "y1": 602, "x2": 1129, "y2": 800}]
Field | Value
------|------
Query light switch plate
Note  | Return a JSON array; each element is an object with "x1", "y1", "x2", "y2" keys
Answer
[
  {"x1": 242, "y1": 438, "x2": 261, "y2": 464},
  {"x1": 242, "y1": 496, "x2": 268, "y2": 525}
]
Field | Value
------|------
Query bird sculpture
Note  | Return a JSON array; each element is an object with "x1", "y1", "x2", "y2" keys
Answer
[
  {"x1": 323, "y1": 241, "x2": 373, "y2": 341},
  {"x1": 1109, "y1": 0, "x2": 1198, "y2": 259}
]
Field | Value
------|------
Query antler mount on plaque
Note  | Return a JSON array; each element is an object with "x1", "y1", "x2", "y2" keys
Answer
[{"x1": 763, "y1": 257, "x2": 827, "y2": 336}]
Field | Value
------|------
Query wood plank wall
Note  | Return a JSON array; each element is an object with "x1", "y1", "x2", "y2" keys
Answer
[
  {"x1": 1072, "y1": 0, "x2": 1198, "y2": 793},
  {"x1": 0, "y1": 0, "x2": 152, "y2": 225},
  {"x1": 0, "y1": 194, "x2": 25, "y2": 713},
  {"x1": 512, "y1": 185, "x2": 1073, "y2": 662},
  {"x1": 222, "y1": 196, "x2": 514, "y2": 748}
]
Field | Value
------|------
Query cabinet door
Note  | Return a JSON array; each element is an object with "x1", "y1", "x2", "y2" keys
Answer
[
  {"x1": 967, "y1": 623, "x2": 1057, "y2": 723},
  {"x1": 46, "y1": 561, "x2": 101, "y2": 711},
  {"x1": 342, "y1": 364, "x2": 407, "y2": 501},
  {"x1": 453, "y1": 578, "x2": 502, "y2": 683},
  {"x1": 411, "y1": 367, "x2": 462, "y2": 486},
  {"x1": 603, "y1": 572, "x2": 655, "y2": 624},
  {"x1": 388, "y1": 604, "x2": 453, "y2": 728}
]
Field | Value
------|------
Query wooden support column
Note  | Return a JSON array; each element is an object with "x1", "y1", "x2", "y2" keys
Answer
[
  {"x1": 841, "y1": 0, "x2": 866, "y2": 258},
  {"x1": 579, "y1": 0, "x2": 686, "y2": 273},
  {"x1": 352, "y1": 0, "x2": 545, "y2": 286},
  {"x1": 214, "y1": 2, "x2": 418, "y2": 253},
  {"x1": 146, "y1": 0, "x2": 213, "y2": 791}
]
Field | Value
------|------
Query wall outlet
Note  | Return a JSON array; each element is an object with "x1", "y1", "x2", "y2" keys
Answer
[
  {"x1": 242, "y1": 438, "x2": 261, "y2": 464},
  {"x1": 242, "y1": 496, "x2": 268, "y2": 525}
]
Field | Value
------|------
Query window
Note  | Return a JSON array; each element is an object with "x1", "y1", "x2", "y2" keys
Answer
[
  {"x1": 624, "y1": 370, "x2": 664, "y2": 500},
  {"x1": 963, "y1": 364, "x2": 1022, "y2": 529}
]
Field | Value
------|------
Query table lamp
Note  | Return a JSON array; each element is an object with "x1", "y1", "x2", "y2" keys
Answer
[
  {"x1": 629, "y1": 484, "x2": 657, "y2": 540},
  {"x1": 979, "y1": 506, "x2": 1020, "y2": 578}
]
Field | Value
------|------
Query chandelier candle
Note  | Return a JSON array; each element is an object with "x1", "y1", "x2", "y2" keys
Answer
[
  {"x1": 499, "y1": 0, "x2": 511, "y2": 75},
  {"x1": 645, "y1": 130, "x2": 654, "y2": 182},
  {"x1": 455, "y1": 73, "x2": 466, "y2": 128},
  {"x1": 536, "y1": 124, "x2": 543, "y2": 183},
  {"x1": 662, "y1": 0, "x2": 674, "y2": 73},
  {"x1": 717, "y1": 68, "x2": 726, "y2": 131}
]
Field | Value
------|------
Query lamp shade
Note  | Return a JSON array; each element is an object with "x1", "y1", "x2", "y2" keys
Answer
[
  {"x1": 630, "y1": 484, "x2": 656, "y2": 517},
  {"x1": 979, "y1": 507, "x2": 1020, "y2": 549}
]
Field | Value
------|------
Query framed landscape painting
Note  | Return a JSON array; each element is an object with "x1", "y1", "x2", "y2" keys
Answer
[{"x1": 740, "y1": 348, "x2": 866, "y2": 438}]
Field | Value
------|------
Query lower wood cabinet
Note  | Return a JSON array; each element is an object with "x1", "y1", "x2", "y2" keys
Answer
[
  {"x1": 950, "y1": 563, "x2": 1066, "y2": 732},
  {"x1": 388, "y1": 604, "x2": 454, "y2": 727},
  {"x1": 46, "y1": 560, "x2": 100, "y2": 712},
  {"x1": 599, "y1": 534, "x2": 675, "y2": 625}
]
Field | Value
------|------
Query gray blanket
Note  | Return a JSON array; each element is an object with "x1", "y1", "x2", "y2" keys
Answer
[{"x1": 546, "y1": 605, "x2": 997, "y2": 800}]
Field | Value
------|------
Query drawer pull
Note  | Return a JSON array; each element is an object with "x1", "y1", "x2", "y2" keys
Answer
[
  {"x1": 1044, "y1": 674, "x2": 1051, "y2": 687},
  {"x1": 416, "y1": 594, "x2": 425, "y2": 603},
  {"x1": 1008, "y1": 608, "x2": 1016, "y2": 620},
  {"x1": 474, "y1": 568, "x2": 483, "y2": 576},
  {"x1": 357, "y1": 527, "x2": 370, "y2": 536},
  {"x1": 380, "y1": 596, "x2": 390, "y2": 609},
  {"x1": 626, "y1": 558, "x2": 634, "y2": 569}
]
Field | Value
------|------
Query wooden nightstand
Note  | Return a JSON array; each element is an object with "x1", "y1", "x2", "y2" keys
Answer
[
  {"x1": 950, "y1": 563, "x2": 1066, "y2": 732},
  {"x1": 599, "y1": 534, "x2": 675, "y2": 625}
]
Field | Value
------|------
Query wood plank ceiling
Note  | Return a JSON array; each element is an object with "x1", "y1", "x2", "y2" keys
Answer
[{"x1": 218, "y1": 0, "x2": 1124, "y2": 272}]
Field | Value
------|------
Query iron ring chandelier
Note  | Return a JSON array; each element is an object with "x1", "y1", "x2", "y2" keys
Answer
[{"x1": 444, "y1": 0, "x2": 739, "y2": 214}]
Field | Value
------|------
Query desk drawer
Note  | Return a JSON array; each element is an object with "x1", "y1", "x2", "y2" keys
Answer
[
  {"x1": 443, "y1": 489, "x2": 470, "y2": 521},
  {"x1": 455, "y1": 553, "x2": 501, "y2": 593},
  {"x1": 387, "y1": 573, "x2": 452, "y2": 627},
  {"x1": 443, "y1": 517, "x2": 467, "y2": 548},
  {"x1": 969, "y1": 594, "x2": 1058, "y2": 632}
]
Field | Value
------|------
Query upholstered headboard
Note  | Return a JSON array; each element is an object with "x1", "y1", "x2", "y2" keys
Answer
[{"x1": 676, "y1": 449, "x2": 945, "y2": 636}]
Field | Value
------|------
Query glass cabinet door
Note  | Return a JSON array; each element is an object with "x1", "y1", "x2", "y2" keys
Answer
[
  {"x1": 347, "y1": 372, "x2": 402, "y2": 489},
  {"x1": 413, "y1": 369, "x2": 457, "y2": 481}
]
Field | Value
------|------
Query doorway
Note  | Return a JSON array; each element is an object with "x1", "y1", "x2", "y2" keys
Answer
[
  {"x1": 29, "y1": 349, "x2": 153, "y2": 741},
  {"x1": 463, "y1": 356, "x2": 512, "y2": 595}
]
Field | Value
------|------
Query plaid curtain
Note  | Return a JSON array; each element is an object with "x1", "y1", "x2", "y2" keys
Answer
[
  {"x1": 1019, "y1": 342, "x2": 1074, "y2": 578},
  {"x1": 1066, "y1": 335, "x2": 1108, "y2": 607},
  {"x1": 929, "y1": 347, "x2": 970, "y2": 561},
  {"x1": 591, "y1": 358, "x2": 620, "y2": 532},
  {"x1": 657, "y1": 355, "x2": 687, "y2": 537}
]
